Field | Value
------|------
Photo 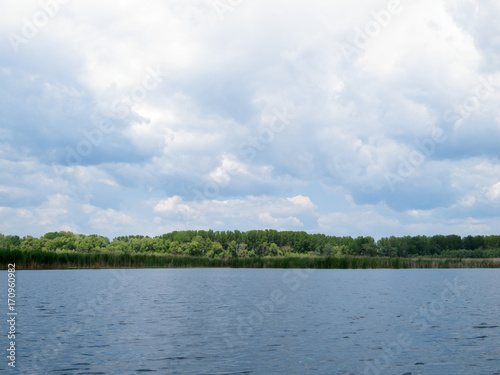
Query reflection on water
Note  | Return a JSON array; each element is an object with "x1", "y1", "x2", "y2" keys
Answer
[{"x1": 9, "y1": 268, "x2": 500, "y2": 374}]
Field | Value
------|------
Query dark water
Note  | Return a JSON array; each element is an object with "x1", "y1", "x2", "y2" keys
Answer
[{"x1": 3, "y1": 268, "x2": 500, "y2": 374}]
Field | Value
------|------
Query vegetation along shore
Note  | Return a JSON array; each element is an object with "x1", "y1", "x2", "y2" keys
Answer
[{"x1": 1, "y1": 230, "x2": 500, "y2": 269}]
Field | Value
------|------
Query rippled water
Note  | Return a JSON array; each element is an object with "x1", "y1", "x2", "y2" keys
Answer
[{"x1": 5, "y1": 268, "x2": 500, "y2": 374}]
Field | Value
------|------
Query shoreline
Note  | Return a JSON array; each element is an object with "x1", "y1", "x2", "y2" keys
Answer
[{"x1": 2, "y1": 250, "x2": 500, "y2": 270}]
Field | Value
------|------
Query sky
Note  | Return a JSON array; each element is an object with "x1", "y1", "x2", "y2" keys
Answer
[{"x1": 1, "y1": 0, "x2": 499, "y2": 239}]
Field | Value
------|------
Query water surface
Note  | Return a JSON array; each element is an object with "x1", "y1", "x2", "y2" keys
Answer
[{"x1": 4, "y1": 268, "x2": 500, "y2": 374}]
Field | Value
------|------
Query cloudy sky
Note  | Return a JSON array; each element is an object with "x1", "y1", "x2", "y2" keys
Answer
[{"x1": 1, "y1": 0, "x2": 499, "y2": 239}]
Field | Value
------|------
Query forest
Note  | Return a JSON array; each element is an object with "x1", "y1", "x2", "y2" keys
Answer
[{"x1": 1, "y1": 230, "x2": 500, "y2": 259}]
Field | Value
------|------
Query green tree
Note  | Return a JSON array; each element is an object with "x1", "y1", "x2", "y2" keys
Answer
[
  {"x1": 139, "y1": 237, "x2": 155, "y2": 252},
  {"x1": 187, "y1": 241, "x2": 201, "y2": 256},
  {"x1": 169, "y1": 241, "x2": 182, "y2": 254},
  {"x1": 108, "y1": 239, "x2": 131, "y2": 253},
  {"x1": 152, "y1": 237, "x2": 167, "y2": 253},
  {"x1": 463, "y1": 235, "x2": 485, "y2": 250},
  {"x1": 268, "y1": 243, "x2": 279, "y2": 256},
  {"x1": 227, "y1": 240, "x2": 238, "y2": 258},
  {"x1": 21, "y1": 236, "x2": 42, "y2": 251},
  {"x1": 207, "y1": 241, "x2": 223, "y2": 259}
]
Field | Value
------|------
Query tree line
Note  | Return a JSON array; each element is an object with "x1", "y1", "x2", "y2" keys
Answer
[{"x1": 1, "y1": 230, "x2": 500, "y2": 259}]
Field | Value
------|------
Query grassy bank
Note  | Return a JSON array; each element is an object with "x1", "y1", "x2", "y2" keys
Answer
[{"x1": 1, "y1": 249, "x2": 500, "y2": 269}]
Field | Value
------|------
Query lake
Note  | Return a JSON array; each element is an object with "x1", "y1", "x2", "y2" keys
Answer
[{"x1": 5, "y1": 268, "x2": 500, "y2": 374}]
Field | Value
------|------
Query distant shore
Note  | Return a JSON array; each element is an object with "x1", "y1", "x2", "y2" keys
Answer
[{"x1": 2, "y1": 249, "x2": 500, "y2": 270}]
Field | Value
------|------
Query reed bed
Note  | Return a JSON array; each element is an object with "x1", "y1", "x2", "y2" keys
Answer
[{"x1": 1, "y1": 249, "x2": 500, "y2": 270}]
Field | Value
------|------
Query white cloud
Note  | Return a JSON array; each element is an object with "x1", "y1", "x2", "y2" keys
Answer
[
  {"x1": 287, "y1": 195, "x2": 317, "y2": 210},
  {"x1": 152, "y1": 194, "x2": 316, "y2": 232},
  {"x1": 486, "y1": 182, "x2": 500, "y2": 201},
  {"x1": 258, "y1": 212, "x2": 303, "y2": 228},
  {"x1": 1, "y1": 0, "x2": 499, "y2": 238},
  {"x1": 86, "y1": 206, "x2": 135, "y2": 229},
  {"x1": 154, "y1": 195, "x2": 193, "y2": 216},
  {"x1": 318, "y1": 209, "x2": 401, "y2": 239}
]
